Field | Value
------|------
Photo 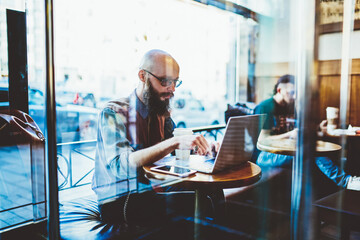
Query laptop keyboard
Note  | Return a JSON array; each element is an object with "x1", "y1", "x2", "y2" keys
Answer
[{"x1": 204, "y1": 159, "x2": 215, "y2": 168}]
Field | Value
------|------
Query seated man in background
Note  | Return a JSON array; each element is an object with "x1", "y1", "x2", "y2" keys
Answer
[
  {"x1": 254, "y1": 74, "x2": 360, "y2": 191},
  {"x1": 254, "y1": 74, "x2": 296, "y2": 168},
  {"x1": 92, "y1": 49, "x2": 212, "y2": 230}
]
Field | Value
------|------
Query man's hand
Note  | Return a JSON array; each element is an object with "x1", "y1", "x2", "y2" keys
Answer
[
  {"x1": 209, "y1": 141, "x2": 220, "y2": 157},
  {"x1": 175, "y1": 134, "x2": 211, "y2": 156},
  {"x1": 319, "y1": 120, "x2": 328, "y2": 133},
  {"x1": 258, "y1": 128, "x2": 298, "y2": 141},
  {"x1": 287, "y1": 128, "x2": 298, "y2": 139},
  {"x1": 129, "y1": 134, "x2": 212, "y2": 167}
]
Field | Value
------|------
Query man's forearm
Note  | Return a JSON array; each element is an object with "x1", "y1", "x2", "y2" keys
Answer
[
  {"x1": 129, "y1": 137, "x2": 179, "y2": 167},
  {"x1": 258, "y1": 129, "x2": 297, "y2": 141}
]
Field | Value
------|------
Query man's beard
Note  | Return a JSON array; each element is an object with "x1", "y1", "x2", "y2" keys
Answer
[
  {"x1": 284, "y1": 100, "x2": 295, "y2": 114},
  {"x1": 143, "y1": 80, "x2": 173, "y2": 116}
]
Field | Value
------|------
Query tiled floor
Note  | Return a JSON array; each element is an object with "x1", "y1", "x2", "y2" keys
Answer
[
  {"x1": 0, "y1": 146, "x2": 45, "y2": 231},
  {"x1": 0, "y1": 144, "x2": 93, "y2": 231}
]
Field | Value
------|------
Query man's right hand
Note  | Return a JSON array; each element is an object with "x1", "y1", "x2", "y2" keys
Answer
[
  {"x1": 129, "y1": 134, "x2": 211, "y2": 167},
  {"x1": 319, "y1": 120, "x2": 328, "y2": 133},
  {"x1": 287, "y1": 128, "x2": 298, "y2": 139},
  {"x1": 175, "y1": 134, "x2": 211, "y2": 156}
]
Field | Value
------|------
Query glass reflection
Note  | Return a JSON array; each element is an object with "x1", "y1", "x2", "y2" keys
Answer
[{"x1": 1, "y1": 0, "x2": 359, "y2": 239}]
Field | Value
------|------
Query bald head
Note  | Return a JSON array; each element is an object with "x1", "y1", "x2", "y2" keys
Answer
[
  {"x1": 136, "y1": 49, "x2": 179, "y2": 108},
  {"x1": 139, "y1": 49, "x2": 179, "y2": 77}
]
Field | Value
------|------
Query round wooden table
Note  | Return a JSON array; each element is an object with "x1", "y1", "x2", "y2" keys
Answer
[
  {"x1": 257, "y1": 139, "x2": 342, "y2": 156},
  {"x1": 144, "y1": 161, "x2": 261, "y2": 240}
]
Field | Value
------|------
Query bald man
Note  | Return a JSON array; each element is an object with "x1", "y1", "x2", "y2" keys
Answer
[{"x1": 92, "y1": 49, "x2": 212, "y2": 230}]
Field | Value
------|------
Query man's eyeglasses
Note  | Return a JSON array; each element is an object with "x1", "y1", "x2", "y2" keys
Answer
[
  {"x1": 143, "y1": 69, "x2": 182, "y2": 88},
  {"x1": 288, "y1": 90, "x2": 295, "y2": 96}
]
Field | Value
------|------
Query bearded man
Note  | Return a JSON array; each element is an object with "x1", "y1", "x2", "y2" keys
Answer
[
  {"x1": 92, "y1": 49, "x2": 212, "y2": 232},
  {"x1": 254, "y1": 74, "x2": 296, "y2": 167}
]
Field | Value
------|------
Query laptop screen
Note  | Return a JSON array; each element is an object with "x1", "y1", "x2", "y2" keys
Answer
[{"x1": 212, "y1": 114, "x2": 265, "y2": 172}]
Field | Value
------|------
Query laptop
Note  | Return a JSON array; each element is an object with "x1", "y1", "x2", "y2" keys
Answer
[{"x1": 154, "y1": 114, "x2": 265, "y2": 174}]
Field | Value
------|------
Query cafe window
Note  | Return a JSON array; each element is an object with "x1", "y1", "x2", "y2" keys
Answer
[
  {"x1": 1, "y1": 0, "x2": 359, "y2": 239},
  {"x1": 51, "y1": 0, "x2": 258, "y2": 198},
  {"x1": 0, "y1": 0, "x2": 47, "y2": 237}
]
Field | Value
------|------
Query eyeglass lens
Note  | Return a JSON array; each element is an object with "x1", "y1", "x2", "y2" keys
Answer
[
  {"x1": 144, "y1": 69, "x2": 182, "y2": 88},
  {"x1": 161, "y1": 79, "x2": 182, "y2": 88}
]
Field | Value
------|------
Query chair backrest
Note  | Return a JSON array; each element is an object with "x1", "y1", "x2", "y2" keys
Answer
[
  {"x1": 0, "y1": 109, "x2": 44, "y2": 145},
  {"x1": 224, "y1": 102, "x2": 262, "y2": 162},
  {"x1": 224, "y1": 102, "x2": 256, "y2": 123}
]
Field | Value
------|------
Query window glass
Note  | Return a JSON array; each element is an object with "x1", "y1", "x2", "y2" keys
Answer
[
  {"x1": 52, "y1": 0, "x2": 252, "y2": 199},
  {"x1": 51, "y1": 1, "x2": 298, "y2": 239},
  {"x1": 0, "y1": 0, "x2": 47, "y2": 235},
  {"x1": 312, "y1": 0, "x2": 360, "y2": 238},
  {"x1": 3, "y1": 0, "x2": 356, "y2": 239},
  {"x1": 49, "y1": 2, "x2": 265, "y2": 239}
]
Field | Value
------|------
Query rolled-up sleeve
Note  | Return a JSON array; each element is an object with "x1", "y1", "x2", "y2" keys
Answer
[{"x1": 98, "y1": 107, "x2": 136, "y2": 180}]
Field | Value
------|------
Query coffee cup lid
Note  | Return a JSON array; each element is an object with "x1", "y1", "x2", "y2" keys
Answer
[
  {"x1": 173, "y1": 128, "x2": 193, "y2": 134},
  {"x1": 326, "y1": 107, "x2": 339, "y2": 112}
]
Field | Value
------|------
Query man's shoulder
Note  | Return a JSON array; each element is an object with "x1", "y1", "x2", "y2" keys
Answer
[
  {"x1": 255, "y1": 97, "x2": 275, "y2": 112},
  {"x1": 258, "y1": 97, "x2": 274, "y2": 106},
  {"x1": 103, "y1": 97, "x2": 130, "y2": 114}
]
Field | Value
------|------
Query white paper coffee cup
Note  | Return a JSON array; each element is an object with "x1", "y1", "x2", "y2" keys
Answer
[
  {"x1": 326, "y1": 107, "x2": 339, "y2": 132},
  {"x1": 173, "y1": 128, "x2": 193, "y2": 160},
  {"x1": 326, "y1": 107, "x2": 339, "y2": 120}
]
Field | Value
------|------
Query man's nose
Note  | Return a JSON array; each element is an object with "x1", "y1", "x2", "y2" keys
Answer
[{"x1": 168, "y1": 82, "x2": 175, "y2": 92}]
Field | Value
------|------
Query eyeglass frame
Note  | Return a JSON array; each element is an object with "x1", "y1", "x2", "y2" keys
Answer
[{"x1": 142, "y1": 69, "x2": 182, "y2": 88}]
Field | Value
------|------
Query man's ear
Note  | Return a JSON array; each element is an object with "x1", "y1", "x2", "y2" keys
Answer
[{"x1": 138, "y1": 69, "x2": 146, "y2": 83}]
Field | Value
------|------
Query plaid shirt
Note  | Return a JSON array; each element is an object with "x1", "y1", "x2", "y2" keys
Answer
[{"x1": 92, "y1": 90, "x2": 175, "y2": 203}]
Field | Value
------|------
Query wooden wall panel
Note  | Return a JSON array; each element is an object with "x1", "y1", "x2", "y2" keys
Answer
[
  {"x1": 254, "y1": 76, "x2": 277, "y2": 104},
  {"x1": 254, "y1": 62, "x2": 290, "y2": 104},
  {"x1": 318, "y1": 59, "x2": 360, "y2": 126},
  {"x1": 318, "y1": 60, "x2": 341, "y2": 76},
  {"x1": 350, "y1": 76, "x2": 360, "y2": 126},
  {"x1": 319, "y1": 59, "x2": 360, "y2": 75},
  {"x1": 318, "y1": 76, "x2": 341, "y2": 122}
]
